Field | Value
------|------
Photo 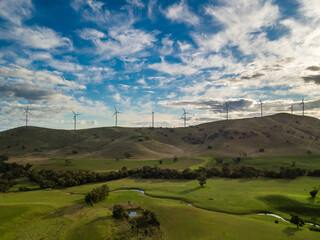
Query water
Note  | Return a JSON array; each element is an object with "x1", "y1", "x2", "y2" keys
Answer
[
  {"x1": 258, "y1": 213, "x2": 320, "y2": 227},
  {"x1": 129, "y1": 189, "x2": 145, "y2": 195},
  {"x1": 128, "y1": 211, "x2": 138, "y2": 217},
  {"x1": 257, "y1": 213, "x2": 289, "y2": 223}
]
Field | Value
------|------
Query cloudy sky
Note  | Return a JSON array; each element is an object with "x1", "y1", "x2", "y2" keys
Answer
[{"x1": 1, "y1": 0, "x2": 320, "y2": 130}]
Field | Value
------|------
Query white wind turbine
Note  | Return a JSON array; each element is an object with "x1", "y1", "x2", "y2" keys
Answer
[{"x1": 72, "y1": 111, "x2": 81, "y2": 130}]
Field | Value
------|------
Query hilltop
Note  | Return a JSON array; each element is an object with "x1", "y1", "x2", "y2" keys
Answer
[{"x1": 1, "y1": 113, "x2": 320, "y2": 159}]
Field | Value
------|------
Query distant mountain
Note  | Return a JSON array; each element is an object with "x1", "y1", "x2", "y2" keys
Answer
[{"x1": 1, "y1": 113, "x2": 320, "y2": 159}]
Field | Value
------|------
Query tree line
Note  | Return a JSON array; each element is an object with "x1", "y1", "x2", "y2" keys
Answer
[{"x1": 24, "y1": 165, "x2": 320, "y2": 190}]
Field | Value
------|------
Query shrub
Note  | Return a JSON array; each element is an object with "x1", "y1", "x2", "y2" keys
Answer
[
  {"x1": 310, "y1": 189, "x2": 318, "y2": 198},
  {"x1": 19, "y1": 186, "x2": 30, "y2": 191},
  {"x1": 259, "y1": 148, "x2": 264, "y2": 152},
  {"x1": 85, "y1": 184, "x2": 109, "y2": 205},
  {"x1": 0, "y1": 155, "x2": 9, "y2": 162},
  {"x1": 173, "y1": 156, "x2": 178, "y2": 162},
  {"x1": 113, "y1": 205, "x2": 128, "y2": 219},
  {"x1": 124, "y1": 152, "x2": 132, "y2": 158}
]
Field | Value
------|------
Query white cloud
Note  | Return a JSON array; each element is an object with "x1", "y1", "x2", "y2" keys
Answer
[
  {"x1": 148, "y1": 57, "x2": 198, "y2": 75},
  {"x1": 0, "y1": 25, "x2": 72, "y2": 50},
  {"x1": 126, "y1": 0, "x2": 145, "y2": 8},
  {"x1": 0, "y1": 0, "x2": 33, "y2": 26},
  {"x1": 148, "y1": 0, "x2": 157, "y2": 19},
  {"x1": 164, "y1": 0, "x2": 200, "y2": 26},
  {"x1": 79, "y1": 26, "x2": 157, "y2": 58}
]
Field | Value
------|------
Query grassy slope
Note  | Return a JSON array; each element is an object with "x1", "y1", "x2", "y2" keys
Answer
[
  {"x1": 0, "y1": 186, "x2": 319, "y2": 240},
  {"x1": 2, "y1": 113, "x2": 320, "y2": 160},
  {"x1": 70, "y1": 177, "x2": 320, "y2": 220},
  {"x1": 30, "y1": 157, "x2": 204, "y2": 171}
]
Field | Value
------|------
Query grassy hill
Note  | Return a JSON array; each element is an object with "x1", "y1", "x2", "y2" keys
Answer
[{"x1": 1, "y1": 113, "x2": 320, "y2": 160}]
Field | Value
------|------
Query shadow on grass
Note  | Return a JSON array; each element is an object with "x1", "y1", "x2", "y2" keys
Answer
[
  {"x1": 44, "y1": 204, "x2": 84, "y2": 219},
  {"x1": 258, "y1": 194, "x2": 320, "y2": 217},
  {"x1": 282, "y1": 227, "x2": 302, "y2": 236},
  {"x1": 180, "y1": 187, "x2": 200, "y2": 195}
]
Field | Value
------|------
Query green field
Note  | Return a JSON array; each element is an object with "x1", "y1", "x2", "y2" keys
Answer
[
  {"x1": 191, "y1": 155, "x2": 320, "y2": 170},
  {"x1": 1, "y1": 180, "x2": 320, "y2": 240},
  {"x1": 32, "y1": 157, "x2": 204, "y2": 171},
  {"x1": 1, "y1": 154, "x2": 320, "y2": 239}
]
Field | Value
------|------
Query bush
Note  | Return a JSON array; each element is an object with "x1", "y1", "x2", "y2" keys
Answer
[
  {"x1": 19, "y1": 186, "x2": 30, "y2": 191},
  {"x1": 310, "y1": 189, "x2": 318, "y2": 198},
  {"x1": 113, "y1": 205, "x2": 128, "y2": 219},
  {"x1": 259, "y1": 148, "x2": 264, "y2": 152},
  {"x1": 124, "y1": 152, "x2": 132, "y2": 158},
  {"x1": 85, "y1": 184, "x2": 109, "y2": 205},
  {"x1": 173, "y1": 156, "x2": 178, "y2": 162},
  {"x1": 0, "y1": 155, "x2": 9, "y2": 162}
]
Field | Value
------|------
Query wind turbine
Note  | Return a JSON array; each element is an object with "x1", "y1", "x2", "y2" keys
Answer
[
  {"x1": 152, "y1": 111, "x2": 155, "y2": 128},
  {"x1": 300, "y1": 98, "x2": 305, "y2": 116},
  {"x1": 24, "y1": 106, "x2": 32, "y2": 126},
  {"x1": 181, "y1": 108, "x2": 189, "y2": 127},
  {"x1": 72, "y1": 111, "x2": 80, "y2": 131},
  {"x1": 289, "y1": 104, "x2": 294, "y2": 114},
  {"x1": 223, "y1": 102, "x2": 229, "y2": 120},
  {"x1": 113, "y1": 106, "x2": 121, "y2": 127},
  {"x1": 258, "y1": 99, "x2": 263, "y2": 117}
]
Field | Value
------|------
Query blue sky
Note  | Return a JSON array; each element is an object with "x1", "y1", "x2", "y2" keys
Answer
[{"x1": 1, "y1": 0, "x2": 320, "y2": 130}]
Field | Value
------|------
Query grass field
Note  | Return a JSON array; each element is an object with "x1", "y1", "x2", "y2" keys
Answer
[
  {"x1": 69, "y1": 177, "x2": 320, "y2": 221},
  {"x1": 1, "y1": 183, "x2": 319, "y2": 239},
  {"x1": 30, "y1": 157, "x2": 204, "y2": 171},
  {"x1": 190, "y1": 155, "x2": 320, "y2": 171}
]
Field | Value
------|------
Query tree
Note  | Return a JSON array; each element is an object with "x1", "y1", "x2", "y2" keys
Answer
[
  {"x1": 85, "y1": 184, "x2": 109, "y2": 206},
  {"x1": 215, "y1": 157, "x2": 223, "y2": 165},
  {"x1": 159, "y1": 160, "x2": 163, "y2": 165},
  {"x1": 310, "y1": 189, "x2": 318, "y2": 198},
  {"x1": 173, "y1": 156, "x2": 178, "y2": 162},
  {"x1": 198, "y1": 174, "x2": 207, "y2": 188},
  {"x1": 113, "y1": 204, "x2": 128, "y2": 219},
  {"x1": 0, "y1": 155, "x2": 9, "y2": 162},
  {"x1": 291, "y1": 161, "x2": 296, "y2": 167},
  {"x1": 290, "y1": 213, "x2": 304, "y2": 228},
  {"x1": 65, "y1": 159, "x2": 72, "y2": 166}
]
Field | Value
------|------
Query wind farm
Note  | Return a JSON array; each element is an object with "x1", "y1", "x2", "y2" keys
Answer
[{"x1": 1, "y1": 0, "x2": 320, "y2": 239}]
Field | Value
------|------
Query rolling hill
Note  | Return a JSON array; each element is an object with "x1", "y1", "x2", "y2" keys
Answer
[{"x1": 1, "y1": 113, "x2": 320, "y2": 160}]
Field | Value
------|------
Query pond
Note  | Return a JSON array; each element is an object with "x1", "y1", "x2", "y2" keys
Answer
[{"x1": 128, "y1": 211, "x2": 138, "y2": 217}]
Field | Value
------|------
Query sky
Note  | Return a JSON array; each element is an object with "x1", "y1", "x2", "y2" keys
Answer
[{"x1": 1, "y1": 0, "x2": 320, "y2": 131}]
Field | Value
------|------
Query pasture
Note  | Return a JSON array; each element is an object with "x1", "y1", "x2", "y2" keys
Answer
[{"x1": 1, "y1": 182, "x2": 319, "y2": 240}]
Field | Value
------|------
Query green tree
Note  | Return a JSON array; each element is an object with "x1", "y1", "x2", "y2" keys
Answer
[
  {"x1": 310, "y1": 189, "x2": 318, "y2": 198},
  {"x1": 113, "y1": 205, "x2": 128, "y2": 219},
  {"x1": 65, "y1": 159, "x2": 72, "y2": 166},
  {"x1": 290, "y1": 213, "x2": 304, "y2": 228},
  {"x1": 198, "y1": 174, "x2": 207, "y2": 188}
]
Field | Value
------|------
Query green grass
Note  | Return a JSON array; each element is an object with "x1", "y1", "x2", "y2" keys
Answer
[
  {"x1": 32, "y1": 157, "x2": 204, "y2": 171},
  {"x1": 10, "y1": 177, "x2": 40, "y2": 191},
  {"x1": 192, "y1": 155, "x2": 320, "y2": 170},
  {"x1": 1, "y1": 187, "x2": 319, "y2": 239},
  {"x1": 69, "y1": 177, "x2": 320, "y2": 220}
]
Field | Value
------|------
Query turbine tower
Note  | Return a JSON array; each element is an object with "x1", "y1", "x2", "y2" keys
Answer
[
  {"x1": 24, "y1": 106, "x2": 32, "y2": 126},
  {"x1": 300, "y1": 98, "x2": 305, "y2": 116},
  {"x1": 289, "y1": 105, "x2": 294, "y2": 114},
  {"x1": 258, "y1": 99, "x2": 263, "y2": 117},
  {"x1": 72, "y1": 111, "x2": 80, "y2": 131},
  {"x1": 181, "y1": 108, "x2": 189, "y2": 127},
  {"x1": 152, "y1": 111, "x2": 155, "y2": 128},
  {"x1": 113, "y1": 106, "x2": 121, "y2": 127},
  {"x1": 223, "y1": 102, "x2": 229, "y2": 120}
]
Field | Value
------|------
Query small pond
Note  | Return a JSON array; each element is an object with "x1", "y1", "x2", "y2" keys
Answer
[{"x1": 128, "y1": 211, "x2": 138, "y2": 217}]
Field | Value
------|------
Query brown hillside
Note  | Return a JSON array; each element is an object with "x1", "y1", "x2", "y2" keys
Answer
[{"x1": 0, "y1": 113, "x2": 320, "y2": 159}]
